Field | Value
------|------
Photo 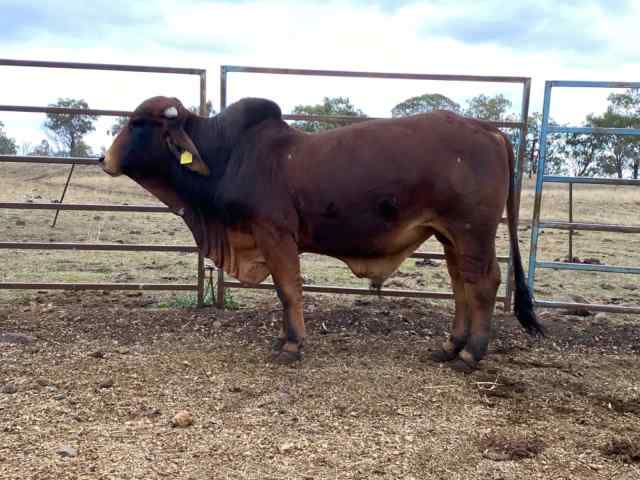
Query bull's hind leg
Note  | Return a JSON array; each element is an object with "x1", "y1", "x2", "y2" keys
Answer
[
  {"x1": 430, "y1": 245, "x2": 471, "y2": 363},
  {"x1": 252, "y1": 224, "x2": 305, "y2": 363},
  {"x1": 450, "y1": 255, "x2": 501, "y2": 373}
]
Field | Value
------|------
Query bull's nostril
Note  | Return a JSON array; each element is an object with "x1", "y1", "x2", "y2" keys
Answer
[{"x1": 98, "y1": 155, "x2": 105, "y2": 163}]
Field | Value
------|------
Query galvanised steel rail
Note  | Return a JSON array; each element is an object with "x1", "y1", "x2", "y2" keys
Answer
[
  {"x1": 220, "y1": 279, "x2": 507, "y2": 302},
  {"x1": 0, "y1": 105, "x2": 131, "y2": 117},
  {"x1": 222, "y1": 65, "x2": 529, "y2": 83},
  {"x1": 544, "y1": 175, "x2": 640, "y2": 186},
  {"x1": 0, "y1": 282, "x2": 197, "y2": 291},
  {"x1": 0, "y1": 201, "x2": 172, "y2": 213},
  {"x1": 217, "y1": 65, "x2": 531, "y2": 310},
  {"x1": 528, "y1": 79, "x2": 640, "y2": 314},
  {"x1": 0, "y1": 59, "x2": 208, "y2": 305},
  {"x1": 536, "y1": 300, "x2": 640, "y2": 315},
  {"x1": 0, "y1": 242, "x2": 197, "y2": 253},
  {"x1": 0, "y1": 58, "x2": 205, "y2": 75}
]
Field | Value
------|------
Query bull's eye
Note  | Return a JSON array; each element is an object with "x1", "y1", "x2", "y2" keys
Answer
[{"x1": 130, "y1": 118, "x2": 146, "y2": 128}]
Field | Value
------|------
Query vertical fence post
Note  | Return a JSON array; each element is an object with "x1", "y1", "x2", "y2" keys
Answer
[
  {"x1": 216, "y1": 66, "x2": 228, "y2": 309},
  {"x1": 568, "y1": 181, "x2": 574, "y2": 262},
  {"x1": 196, "y1": 70, "x2": 208, "y2": 307},
  {"x1": 504, "y1": 78, "x2": 531, "y2": 312},
  {"x1": 197, "y1": 252, "x2": 205, "y2": 306},
  {"x1": 527, "y1": 82, "x2": 553, "y2": 290}
]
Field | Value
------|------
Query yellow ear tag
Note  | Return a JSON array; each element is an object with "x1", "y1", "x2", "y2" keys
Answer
[{"x1": 180, "y1": 151, "x2": 193, "y2": 165}]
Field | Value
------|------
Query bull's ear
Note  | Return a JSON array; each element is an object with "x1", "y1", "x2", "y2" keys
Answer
[{"x1": 166, "y1": 126, "x2": 210, "y2": 176}]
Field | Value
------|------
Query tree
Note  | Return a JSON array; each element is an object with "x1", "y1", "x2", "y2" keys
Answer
[
  {"x1": 0, "y1": 121, "x2": 17, "y2": 154},
  {"x1": 602, "y1": 88, "x2": 640, "y2": 178},
  {"x1": 523, "y1": 113, "x2": 567, "y2": 177},
  {"x1": 524, "y1": 112, "x2": 542, "y2": 178},
  {"x1": 291, "y1": 97, "x2": 366, "y2": 132},
  {"x1": 391, "y1": 93, "x2": 460, "y2": 118},
  {"x1": 559, "y1": 126, "x2": 609, "y2": 177},
  {"x1": 464, "y1": 93, "x2": 513, "y2": 121},
  {"x1": 30, "y1": 139, "x2": 54, "y2": 156},
  {"x1": 608, "y1": 88, "x2": 640, "y2": 117},
  {"x1": 588, "y1": 110, "x2": 640, "y2": 178},
  {"x1": 44, "y1": 98, "x2": 97, "y2": 157}
]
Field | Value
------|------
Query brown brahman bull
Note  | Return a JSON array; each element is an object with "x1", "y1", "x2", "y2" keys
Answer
[{"x1": 100, "y1": 96, "x2": 543, "y2": 373}]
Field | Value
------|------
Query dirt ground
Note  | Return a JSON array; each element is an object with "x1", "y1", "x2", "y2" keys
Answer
[{"x1": 1, "y1": 291, "x2": 639, "y2": 480}]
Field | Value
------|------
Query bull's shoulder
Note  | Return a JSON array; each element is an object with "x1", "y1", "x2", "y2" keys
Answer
[{"x1": 217, "y1": 121, "x2": 299, "y2": 231}]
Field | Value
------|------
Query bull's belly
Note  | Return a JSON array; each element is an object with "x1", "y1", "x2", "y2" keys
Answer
[{"x1": 303, "y1": 219, "x2": 438, "y2": 284}]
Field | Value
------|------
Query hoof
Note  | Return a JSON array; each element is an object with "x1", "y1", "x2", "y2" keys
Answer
[
  {"x1": 271, "y1": 349, "x2": 303, "y2": 364},
  {"x1": 449, "y1": 357, "x2": 478, "y2": 374},
  {"x1": 271, "y1": 337, "x2": 286, "y2": 353},
  {"x1": 429, "y1": 349, "x2": 458, "y2": 363}
]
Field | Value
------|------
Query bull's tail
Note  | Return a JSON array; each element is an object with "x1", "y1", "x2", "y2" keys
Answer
[{"x1": 504, "y1": 134, "x2": 545, "y2": 336}]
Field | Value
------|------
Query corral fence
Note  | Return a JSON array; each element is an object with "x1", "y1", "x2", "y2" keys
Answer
[
  {"x1": 216, "y1": 65, "x2": 532, "y2": 310},
  {"x1": 0, "y1": 59, "x2": 208, "y2": 306},
  {"x1": 528, "y1": 80, "x2": 640, "y2": 314}
]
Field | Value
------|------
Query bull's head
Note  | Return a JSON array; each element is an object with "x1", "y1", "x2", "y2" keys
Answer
[
  {"x1": 99, "y1": 95, "x2": 283, "y2": 261},
  {"x1": 100, "y1": 96, "x2": 210, "y2": 178}
]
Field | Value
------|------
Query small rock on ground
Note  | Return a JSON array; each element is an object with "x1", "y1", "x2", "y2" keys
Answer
[
  {"x1": 278, "y1": 442, "x2": 295, "y2": 453},
  {"x1": 97, "y1": 379, "x2": 114, "y2": 389},
  {"x1": 1, "y1": 383, "x2": 17, "y2": 394},
  {"x1": 56, "y1": 446, "x2": 77, "y2": 458},
  {"x1": 171, "y1": 410, "x2": 193, "y2": 428}
]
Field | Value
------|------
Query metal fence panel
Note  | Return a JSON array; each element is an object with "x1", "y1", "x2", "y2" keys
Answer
[
  {"x1": 0, "y1": 59, "x2": 207, "y2": 305},
  {"x1": 527, "y1": 80, "x2": 640, "y2": 313}
]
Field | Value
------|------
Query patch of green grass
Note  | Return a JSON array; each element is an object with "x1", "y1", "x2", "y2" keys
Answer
[
  {"x1": 222, "y1": 290, "x2": 241, "y2": 310},
  {"x1": 155, "y1": 288, "x2": 240, "y2": 310}
]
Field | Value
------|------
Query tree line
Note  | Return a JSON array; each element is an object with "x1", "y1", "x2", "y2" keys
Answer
[{"x1": 1, "y1": 91, "x2": 638, "y2": 179}]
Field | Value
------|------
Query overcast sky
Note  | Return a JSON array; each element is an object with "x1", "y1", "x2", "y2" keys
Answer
[{"x1": 1, "y1": 0, "x2": 638, "y2": 153}]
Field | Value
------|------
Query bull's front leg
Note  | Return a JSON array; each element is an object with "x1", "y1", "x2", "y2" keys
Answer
[{"x1": 252, "y1": 224, "x2": 305, "y2": 363}]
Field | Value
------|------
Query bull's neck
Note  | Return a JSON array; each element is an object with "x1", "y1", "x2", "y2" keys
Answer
[
  {"x1": 167, "y1": 115, "x2": 225, "y2": 216},
  {"x1": 185, "y1": 115, "x2": 222, "y2": 164}
]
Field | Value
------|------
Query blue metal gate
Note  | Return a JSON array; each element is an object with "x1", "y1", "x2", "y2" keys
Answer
[{"x1": 528, "y1": 80, "x2": 640, "y2": 314}]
